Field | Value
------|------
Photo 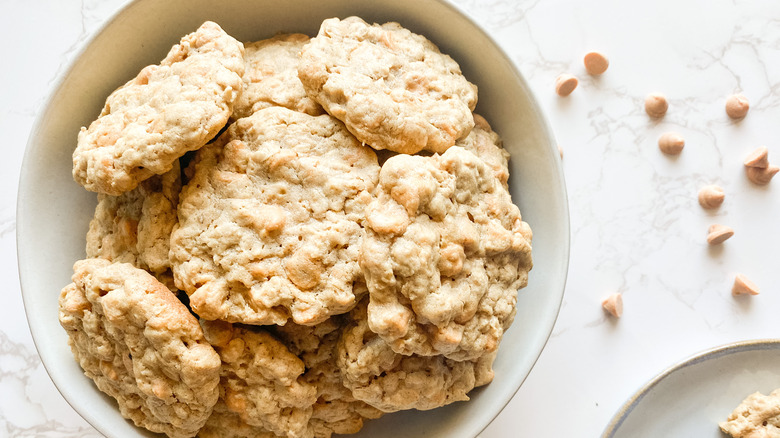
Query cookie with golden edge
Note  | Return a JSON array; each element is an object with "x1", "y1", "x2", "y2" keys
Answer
[
  {"x1": 58, "y1": 259, "x2": 221, "y2": 438},
  {"x1": 170, "y1": 107, "x2": 379, "y2": 326},
  {"x1": 298, "y1": 16, "x2": 477, "y2": 154},
  {"x1": 73, "y1": 21, "x2": 244, "y2": 195}
]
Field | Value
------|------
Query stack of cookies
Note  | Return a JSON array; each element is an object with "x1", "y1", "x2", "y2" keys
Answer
[{"x1": 60, "y1": 17, "x2": 533, "y2": 438}]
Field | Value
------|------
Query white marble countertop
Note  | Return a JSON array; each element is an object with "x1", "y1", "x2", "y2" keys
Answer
[{"x1": 3, "y1": 0, "x2": 779, "y2": 437}]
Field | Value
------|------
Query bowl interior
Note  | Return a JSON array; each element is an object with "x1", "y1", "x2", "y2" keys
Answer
[{"x1": 17, "y1": 0, "x2": 569, "y2": 437}]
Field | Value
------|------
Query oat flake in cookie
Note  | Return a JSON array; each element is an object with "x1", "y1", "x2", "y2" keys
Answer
[
  {"x1": 170, "y1": 107, "x2": 380, "y2": 326},
  {"x1": 58, "y1": 259, "x2": 221, "y2": 438},
  {"x1": 360, "y1": 146, "x2": 533, "y2": 361},
  {"x1": 232, "y1": 33, "x2": 324, "y2": 120},
  {"x1": 72, "y1": 21, "x2": 244, "y2": 196},
  {"x1": 298, "y1": 16, "x2": 478, "y2": 154}
]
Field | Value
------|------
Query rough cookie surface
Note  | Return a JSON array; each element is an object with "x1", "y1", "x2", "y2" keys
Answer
[
  {"x1": 232, "y1": 33, "x2": 324, "y2": 120},
  {"x1": 58, "y1": 259, "x2": 221, "y2": 438},
  {"x1": 336, "y1": 301, "x2": 494, "y2": 413},
  {"x1": 73, "y1": 21, "x2": 244, "y2": 195},
  {"x1": 170, "y1": 107, "x2": 379, "y2": 326},
  {"x1": 298, "y1": 16, "x2": 477, "y2": 154},
  {"x1": 199, "y1": 321, "x2": 317, "y2": 438},
  {"x1": 720, "y1": 389, "x2": 780, "y2": 438},
  {"x1": 86, "y1": 161, "x2": 181, "y2": 289},
  {"x1": 360, "y1": 146, "x2": 533, "y2": 361},
  {"x1": 272, "y1": 310, "x2": 383, "y2": 437}
]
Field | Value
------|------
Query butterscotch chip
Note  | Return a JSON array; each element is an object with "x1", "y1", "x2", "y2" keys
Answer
[
  {"x1": 336, "y1": 301, "x2": 495, "y2": 413},
  {"x1": 645, "y1": 92, "x2": 668, "y2": 118},
  {"x1": 583, "y1": 52, "x2": 609, "y2": 75},
  {"x1": 746, "y1": 165, "x2": 779, "y2": 185},
  {"x1": 732, "y1": 274, "x2": 760, "y2": 296},
  {"x1": 698, "y1": 185, "x2": 725, "y2": 209},
  {"x1": 555, "y1": 74, "x2": 578, "y2": 97},
  {"x1": 719, "y1": 389, "x2": 780, "y2": 437},
  {"x1": 170, "y1": 107, "x2": 379, "y2": 325},
  {"x1": 58, "y1": 259, "x2": 221, "y2": 438},
  {"x1": 707, "y1": 224, "x2": 734, "y2": 245},
  {"x1": 232, "y1": 33, "x2": 324, "y2": 120},
  {"x1": 86, "y1": 161, "x2": 181, "y2": 289},
  {"x1": 72, "y1": 22, "x2": 245, "y2": 195},
  {"x1": 360, "y1": 145, "x2": 532, "y2": 361},
  {"x1": 198, "y1": 321, "x2": 317, "y2": 438},
  {"x1": 601, "y1": 293, "x2": 623, "y2": 318},
  {"x1": 744, "y1": 146, "x2": 769, "y2": 168},
  {"x1": 658, "y1": 132, "x2": 685, "y2": 155},
  {"x1": 725, "y1": 94, "x2": 750, "y2": 120},
  {"x1": 298, "y1": 16, "x2": 477, "y2": 154}
]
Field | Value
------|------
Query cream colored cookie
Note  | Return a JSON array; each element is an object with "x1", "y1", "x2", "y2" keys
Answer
[
  {"x1": 73, "y1": 21, "x2": 244, "y2": 195},
  {"x1": 272, "y1": 310, "x2": 383, "y2": 437},
  {"x1": 86, "y1": 160, "x2": 181, "y2": 289},
  {"x1": 360, "y1": 146, "x2": 533, "y2": 361},
  {"x1": 58, "y1": 259, "x2": 221, "y2": 438},
  {"x1": 170, "y1": 107, "x2": 379, "y2": 326},
  {"x1": 199, "y1": 321, "x2": 317, "y2": 438},
  {"x1": 720, "y1": 389, "x2": 780, "y2": 438},
  {"x1": 232, "y1": 33, "x2": 324, "y2": 120},
  {"x1": 298, "y1": 16, "x2": 477, "y2": 154},
  {"x1": 336, "y1": 300, "x2": 495, "y2": 413}
]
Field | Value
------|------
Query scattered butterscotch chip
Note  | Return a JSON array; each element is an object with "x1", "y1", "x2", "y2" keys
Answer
[
  {"x1": 706, "y1": 224, "x2": 734, "y2": 245},
  {"x1": 555, "y1": 74, "x2": 578, "y2": 97},
  {"x1": 658, "y1": 132, "x2": 685, "y2": 155},
  {"x1": 558, "y1": 144, "x2": 563, "y2": 159},
  {"x1": 583, "y1": 52, "x2": 609, "y2": 75},
  {"x1": 725, "y1": 94, "x2": 749, "y2": 120},
  {"x1": 698, "y1": 185, "x2": 725, "y2": 209},
  {"x1": 732, "y1": 274, "x2": 759, "y2": 296},
  {"x1": 746, "y1": 165, "x2": 779, "y2": 185},
  {"x1": 645, "y1": 92, "x2": 668, "y2": 118},
  {"x1": 601, "y1": 293, "x2": 623, "y2": 318},
  {"x1": 743, "y1": 146, "x2": 769, "y2": 168}
]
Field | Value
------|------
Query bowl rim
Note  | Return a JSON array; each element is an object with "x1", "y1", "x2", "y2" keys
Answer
[
  {"x1": 601, "y1": 338, "x2": 780, "y2": 438},
  {"x1": 17, "y1": 0, "x2": 570, "y2": 436}
]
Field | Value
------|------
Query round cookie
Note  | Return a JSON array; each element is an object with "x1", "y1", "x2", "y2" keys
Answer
[
  {"x1": 58, "y1": 259, "x2": 221, "y2": 438},
  {"x1": 73, "y1": 21, "x2": 245, "y2": 195},
  {"x1": 232, "y1": 33, "x2": 324, "y2": 120},
  {"x1": 298, "y1": 16, "x2": 478, "y2": 154},
  {"x1": 199, "y1": 321, "x2": 317, "y2": 438},
  {"x1": 170, "y1": 107, "x2": 380, "y2": 326},
  {"x1": 360, "y1": 146, "x2": 533, "y2": 361},
  {"x1": 86, "y1": 160, "x2": 181, "y2": 289},
  {"x1": 336, "y1": 300, "x2": 495, "y2": 413}
]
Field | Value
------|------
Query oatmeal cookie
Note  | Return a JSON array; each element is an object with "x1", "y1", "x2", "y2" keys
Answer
[
  {"x1": 170, "y1": 107, "x2": 379, "y2": 326},
  {"x1": 58, "y1": 259, "x2": 221, "y2": 438},
  {"x1": 360, "y1": 146, "x2": 533, "y2": 361},
  {"x1": 720, "y1": 389, "x2": 780, "y2": 438},
  {"x1": 272, "y1": 310, "x2": 383, "y2": 437},
  {"x1": 73, "y1": 21, "x2": 244, "y2": 195},
  {"x1": 336, "y1": 300, "x2": 495, "y2": 413},
  {"x1": 86, "y1": 160, "x2": 181, "y2": 289},
  {"x1": 232, "y1": 33, "x2": 323, "y2": 120},
  {"x1": 199, "y1": 321, "x2": 317, "y2": 438},
  {"x1": 298, "y1": 16, "x2": 477, "y2": 154}
]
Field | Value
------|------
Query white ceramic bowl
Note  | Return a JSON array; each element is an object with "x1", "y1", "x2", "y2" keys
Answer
[{"x1": 17, "y1": 0, "x2": 569, "y2": 437}]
